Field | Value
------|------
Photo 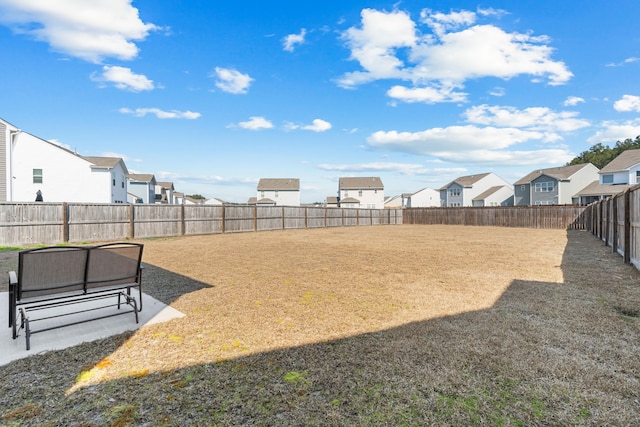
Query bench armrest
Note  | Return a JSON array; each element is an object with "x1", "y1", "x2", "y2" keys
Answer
[{"x1": 9, "y1": 271, "x2": 17, "y2": 286}]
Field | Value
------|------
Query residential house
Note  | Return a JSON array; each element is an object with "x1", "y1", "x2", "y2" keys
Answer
[
  {"x1": 338, "y1": 177, "x2": 384, "y2": 209},
  {"x1": 325, "y1": 196, "x2": 339, "y2": 208},
  {"x1": 155, "y1": 181, "x2": 175, "y2": 204},
  {"x1": 204, "y1": 198, "x2": 225, "y2": 205},
  {"x1": 384, "y1": 195, "x2": 402, "y2": 208},
  {"x1": 574, "y1": 150, "x2": 640, "y2": 204},
  {"x1": 127, "y1": 173, "x2": 157, "y2": 204},
  {"x1": 173, "y1": 191, "x2": 185, "y2": 204},
  {"x1": 1, "y1": 118, "x2": 129, "y2": 203},
  {"x1": 440, "y1": 173, "x2": 511, "y2": 207},
  {"x1": 404, "y1": 187, "x2": 440, "y2": 208},
  {"x1": 257, "y1": 178, "x2": 300, "y2": 206},
  {"x1": 472, "y1": 186, "x2": 514, "y2": 207},
  {"x1": 514, "y1": 163, "x2": 599, "y2": 206}
]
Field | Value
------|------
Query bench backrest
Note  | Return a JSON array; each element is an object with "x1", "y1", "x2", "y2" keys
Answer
[
  {"x1": 17, "y1": 246, "x2": 89, "y2": 300},
  {"x1": 16, "y1": 243, "x2": 144, "y2": 301},
  {"x1": 85, "y1": 242, "x2": 143, "y2": 290}
]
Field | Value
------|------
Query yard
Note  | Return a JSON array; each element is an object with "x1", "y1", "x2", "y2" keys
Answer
[{"x1": 1, "y1": 224, "x2": 639, "y2": 425}]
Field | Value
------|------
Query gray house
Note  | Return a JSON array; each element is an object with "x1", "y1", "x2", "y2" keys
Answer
[
  {"x1": 127, "y1": 173, "x2": 157, "y2": 204},
  {"x1": 514, "y1": 163, "x2": 599, "y2": 206},
  {"x1": 440, "y1": 172, "x2": 512, "y2": 207}
]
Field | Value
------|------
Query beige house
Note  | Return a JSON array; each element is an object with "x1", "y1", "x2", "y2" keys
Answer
[{"x1": 514, "y1": 164, "x2": 599, "y2": 206}]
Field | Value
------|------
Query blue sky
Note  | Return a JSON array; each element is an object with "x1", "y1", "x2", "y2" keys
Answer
[{"x1": 1, "y1": 0, "x2": 640, "y2": 203}]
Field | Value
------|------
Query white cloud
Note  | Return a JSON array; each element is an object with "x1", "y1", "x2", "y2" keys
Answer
[
  {"x1": 463, "y1": 104, "x2": 590, "y2": 132},
  {"x1": 367, "y1": 125, "x2": 544, "y2": 154},
  {"x1": 588, "y1": 120, "x2": 640, "y2": 144},
  {"x1": 91, "y1": 65, "x2": 154, "y2": 91},
  {"x1": 337, "y1": 8, "x2": 417, "y2": 87},
  {"x1": 338, "y1": 7, "x2": 572, "y2": 100},
  {"x1": 606, "y1": 57, "x2": 640, "y2": 67},
  {"x1": 563, "y1": 96, "x2": 585, "y2": 107},
  {"x1": 236, "y1": 116, "x2": 274, "y2": 130},
  {"x1": 0, "y1": 0, "x2": 158, "y2": 63},
  {"x1": 213, "y1": 67, "x2": 254, "y2": 94},
  {"x1": 614, "y1": 95, "x2": 640, "y2": 112},
  {"x1": 286, "y1": 119, "x2": 332, "y2": 132},
  {"x1": 283, "y1": 28, "x2": 306, "y2": 52},
  {"x1": 434, "y1": 148, "x2": 573, "y2": 166},
  {"x1": 317, "y1": 162, "x2": 430, "y2": 175},
  {"x1": 119, "y1": 107, "x2": 201, "y2": 119},
  {"x1": 387, "y1": 84, "x2": 467, "y2": 104}
]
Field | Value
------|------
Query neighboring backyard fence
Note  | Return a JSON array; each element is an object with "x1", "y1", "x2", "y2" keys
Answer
[
  {"x1": 403, "y1": 205, "x2": 589, "y2": 230},
  {"x1": 0, "y1": 203, "x2": 403, "y2": 246},
  {"x1": 587, "y1": 185, "x2": 640, "y2": 268}
]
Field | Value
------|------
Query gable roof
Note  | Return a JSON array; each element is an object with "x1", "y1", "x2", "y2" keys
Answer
[
  {"x1": 473, "y1": 185, "x2": 506, "y2": 201},
  {"x1": 257, "y1": 178, "x2": 300, "y2": 191},
  {"x1": 439, "y1": 173, "x2": 491, "y2": 190},
  {"x1": 514, "y1": 164, "x2": 593, "y2": 185},
  {"x1": 339, "y1": 177, "x2": 384, "y2": 190},
  {"x1": 599, "y1": 149, "x2": 640, "y2": 174},
  {"x1": 574, "y1": 181, "x2": 629, "y2": 197},
  {"x1": 340, "y1": 197, "x2": 360, "y2": 203},
  {"x1": 128, "y1": 173, "x2": 156, "y2": 183},
  {"x1": 156, "y1": 181, "x2": 175, "y2": 190}
]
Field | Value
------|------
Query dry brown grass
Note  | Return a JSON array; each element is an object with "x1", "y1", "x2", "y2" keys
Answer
[{"x1": 1, "y1": 225, "x2": 639, "y2": 426}]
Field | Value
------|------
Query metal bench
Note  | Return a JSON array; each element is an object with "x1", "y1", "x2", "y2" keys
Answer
[{"x1": 8, "y1": 242, "x2": 144, "y2": 350}]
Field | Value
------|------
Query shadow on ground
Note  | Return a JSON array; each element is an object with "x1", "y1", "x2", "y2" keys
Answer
[{"x1": 1, "y1": 230, "x2": 639, "y2": 426}]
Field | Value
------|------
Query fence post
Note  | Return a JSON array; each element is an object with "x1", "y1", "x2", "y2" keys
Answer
[
  {"x1": 62, "y1": 202, "x2": 69, "y2": 243},
  {"x1": 612, "y1": 196, "x2": 618, "y2": 254},
  {"x1": 221, "y1": 204, "x2": 226, "y2": 234},
  {"x1": 624, "y1": 190, "x2": 631, "y2": 264},
  {"x1": 129, "y1": 204, "x2": 135, "y2": 239},
  {"x1": 181, "y1": 204, "x2": 186, "y2": 236}
]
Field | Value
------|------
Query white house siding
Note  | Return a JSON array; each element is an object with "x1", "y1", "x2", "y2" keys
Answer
[
  {"x1": 10, "y1": 132, "x2": 123, "y2": 203},
  {"x1": 408, "y1": 188, "x2": 440, "y2": 207},
  {"x1": 559, "y1": 163, "x2": 599, "y2": 204},
  {"x1": 0, "y1": 121, "x2": 7, "y2": 201},
  {"x1": 257, "y1": 189, "x2": 299, "y2": 206}
]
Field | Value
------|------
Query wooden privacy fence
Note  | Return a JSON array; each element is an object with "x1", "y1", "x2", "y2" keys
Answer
[
  {"x1": 403, "y1": 205, "x2": 589, "y2": 230},
  {"x1": 0, "y1": 203, "x2": 403, "y2": 246},
  {"x1": 586, "y1": 185, "x2": 640, "y2": 268}
]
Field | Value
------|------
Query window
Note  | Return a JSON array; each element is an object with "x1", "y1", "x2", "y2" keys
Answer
[
  {"x1": 602, "y1": 174, "x2": 614, "y2": 184},
  {"x1": 520, "y1": 185, "x2": 526, "y2": 191},
  {"x1": 448, "y1": 188, "x2": 461, "y2": 197},
  {"x1": 344, "y1": 190, "x2": 349, "y2": 197},
  {"x1": 260, "y1": 191, "x2": 264, "y2": 198},
  {"x1": 275, "y1": 190, "x2": 279, "y2": 198},
  {"x1": 112, "y1": 172, "x2": 116, "y2": 186},
  {"x1": 534, "y1": 181, "x2": 554, "y2": 192},
  {"x1": 358, "y1": 190, "x2": 363, "y2": 197},
  {"x1": 33, "y1": 169, "x2": 43, "y2": 184}
]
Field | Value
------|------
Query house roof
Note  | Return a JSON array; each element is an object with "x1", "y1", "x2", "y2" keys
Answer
[
  {"x1": 514, "y1": 164, "x2": 593, "y2": 185},
  {"x1": 326, "y1": 196, "x2": 338, "y2": 204},
  {"x1": 128, "y1": 173, "x2": 156, "y2": 183},
  {"x1": 247, "y1": 197, "x2": 257, "y2": 204},
  {"x1": 439, "y1": 173, "x2": 491, "y2": 190},
  {"x1": 257, "y1": 198, "x2": 276, "y2": 205},
  {"x1": 573, "y1": 181, "x2": 629, "y2": 197},
  {"x1": 156, "y1": 181, "x2": 174, "y2": 190},
  {"x1": 599, "y1": 149, "x2": 640, "y2": 174},
  {"x1": 339, "y1": 177, "x2": 384, "y2": 190},
  {"x1": 340, "y1": 197, "x2": 360, "y2": 203},
  {"x1": 257, "y1": 178, "x2": 300, "y2": 191},
  {"x1": 473, "y1": 186, "x2": 506, "y2": 201}
]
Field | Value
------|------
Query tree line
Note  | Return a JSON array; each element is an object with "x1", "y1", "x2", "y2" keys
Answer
[{"x1": 568, "y1": 136, "x2": 640, "y2": 169}]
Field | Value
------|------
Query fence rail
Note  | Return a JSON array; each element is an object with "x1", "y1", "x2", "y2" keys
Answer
[
  {"x1": 403, "y1": 205, "x2": 589, "y2": 229},
  {"x1": 0, "y1": 203, "x2": 403, "y2": 246}
]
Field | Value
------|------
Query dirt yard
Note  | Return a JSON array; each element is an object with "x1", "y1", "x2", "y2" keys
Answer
[{"x1": 1, "y1": 225, "x2": 639, "y2": 426}]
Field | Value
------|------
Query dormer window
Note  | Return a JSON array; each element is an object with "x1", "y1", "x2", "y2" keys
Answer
[{"x1": 602, "y1": 174, "x2": 613, "y2": 184}]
